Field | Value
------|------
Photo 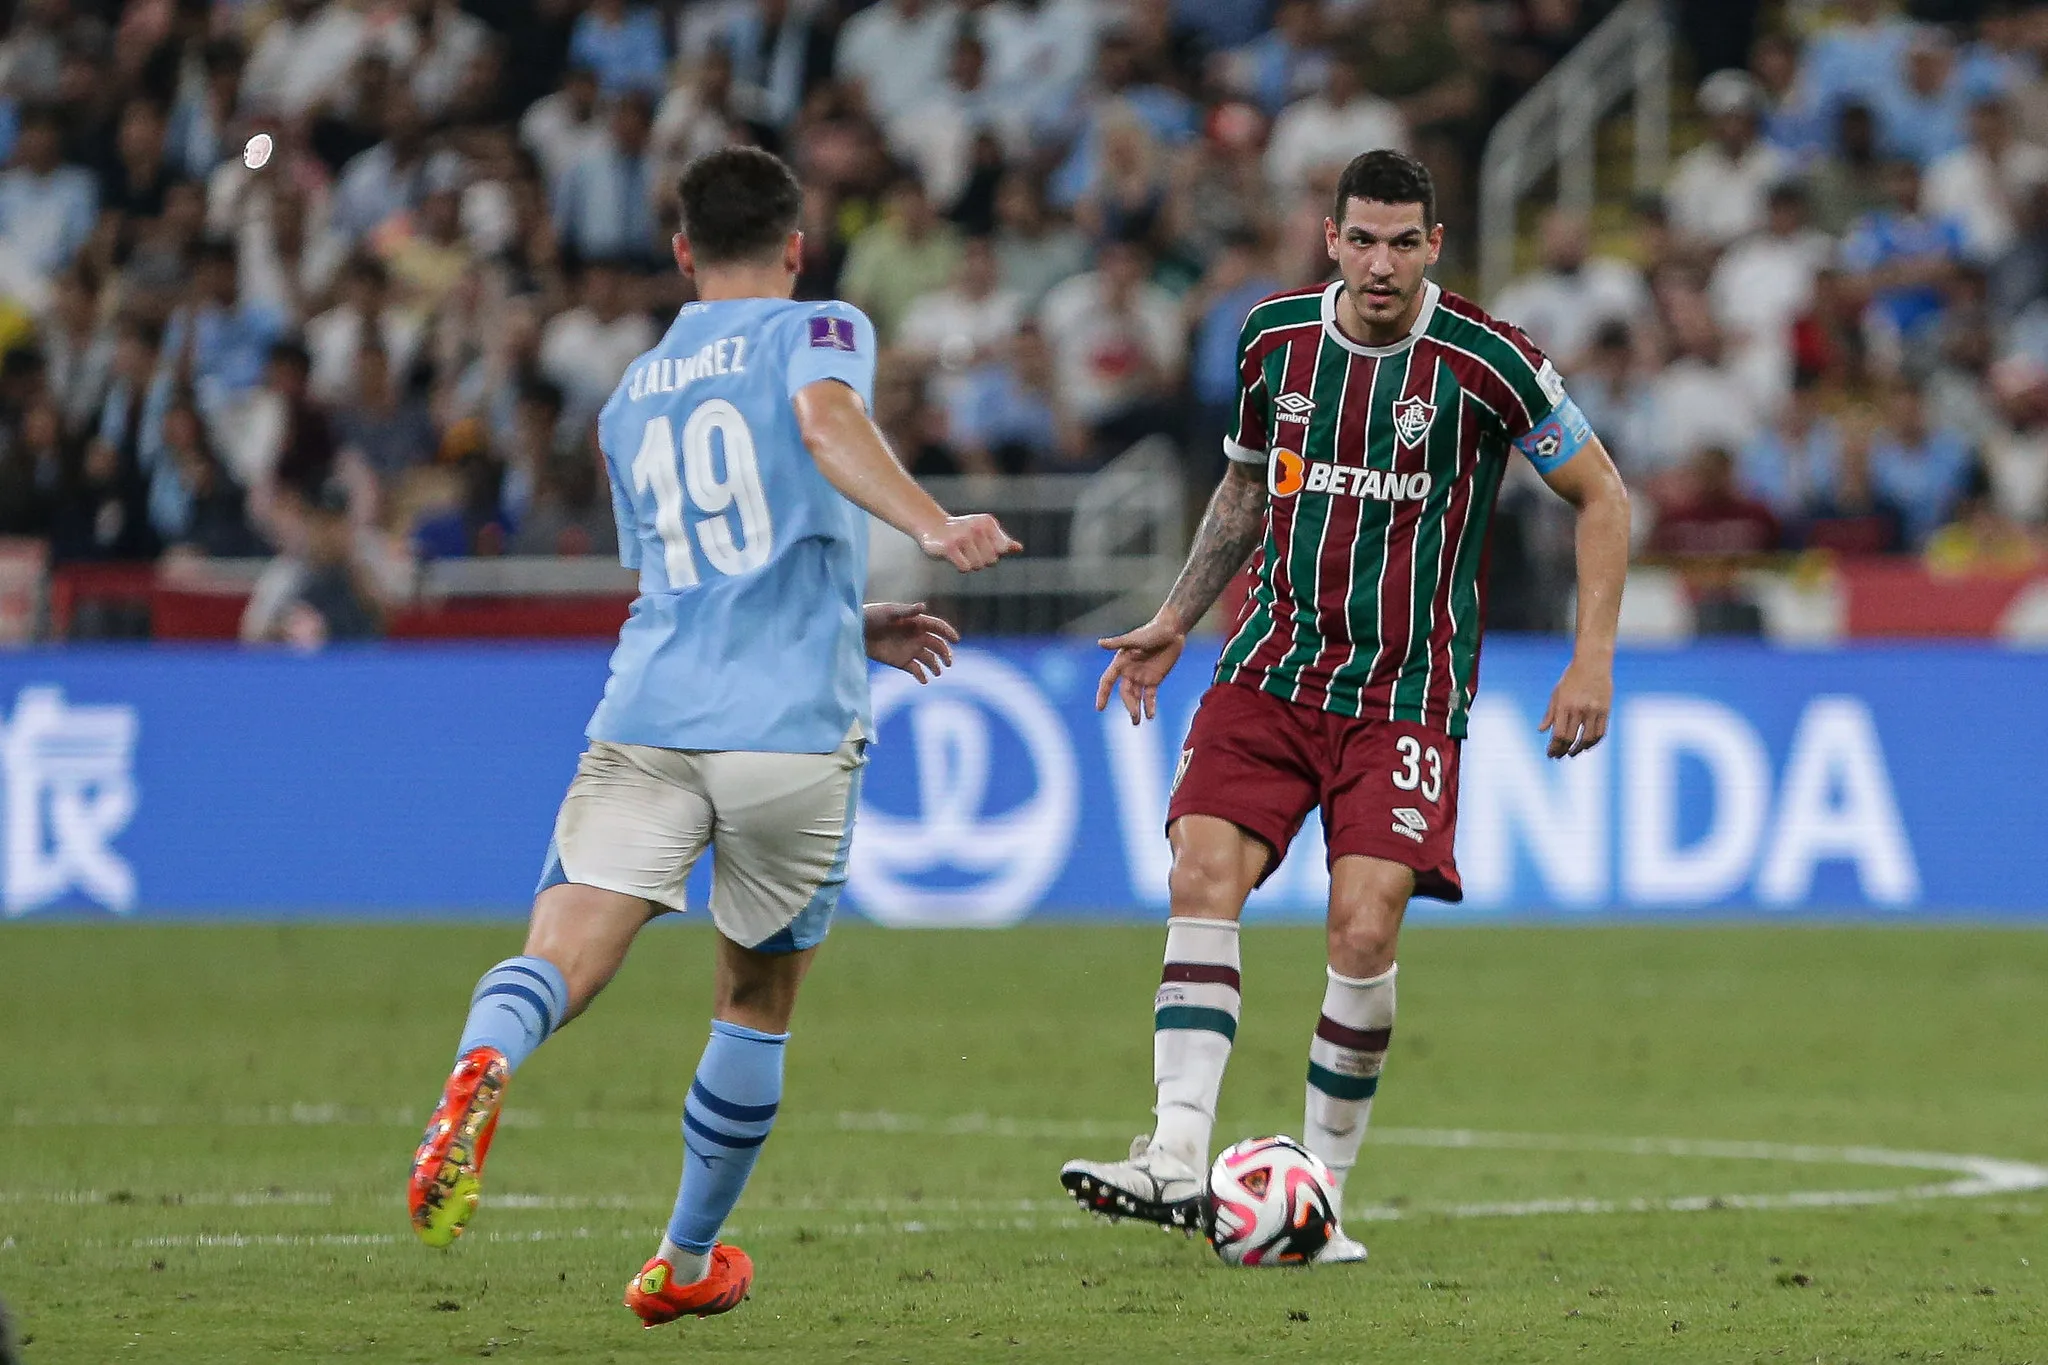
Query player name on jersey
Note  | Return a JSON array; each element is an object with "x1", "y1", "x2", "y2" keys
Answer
[
  {"x1": 1219, "y1": 280, "x2": 1570, "y2": 739},
  {"x1": 625, "y1": 336, "x2": 751, "y2": 403}
]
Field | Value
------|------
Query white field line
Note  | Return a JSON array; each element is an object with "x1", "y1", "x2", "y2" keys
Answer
[
  {"x1": 112, "y1": 1218, "x2": 1086, "y2": 1251},
  {"x1": 0, "y1": 1189, "x2": 335, "y2": 1207},
  {"x1": 4, "y1": 1105, "x2": 1136, "y2": 1133},
  {"x1": 0, "y1": 1190, "x2": 1088, "y2": 1214},
  {"x1": 6, "y1": 1110, "x2": 2045, "y2": 1241}
]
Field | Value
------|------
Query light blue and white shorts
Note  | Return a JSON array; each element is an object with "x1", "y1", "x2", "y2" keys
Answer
[{"x1": 537, "y1": 736, "x2": 865, "y2": 954}]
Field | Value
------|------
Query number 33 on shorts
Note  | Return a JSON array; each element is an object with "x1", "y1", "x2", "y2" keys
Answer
[
  {"x1": 1390, "y1": 734, "x2": 1443, "y2": 803},
  {"x1": 1384, "y1": 731, "x2": 1452, "y2": 859}
]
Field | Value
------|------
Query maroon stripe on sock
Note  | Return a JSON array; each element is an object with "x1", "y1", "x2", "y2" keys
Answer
[
  {"x1": 1316, "y1": 1017, "x2": 1392, "y2": 1052},
  {"x1": 1161, "y1": 962, "x2": 1241, "y2": 990}
]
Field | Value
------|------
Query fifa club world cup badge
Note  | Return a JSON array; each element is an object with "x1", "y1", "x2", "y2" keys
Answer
[
  {"x1": 809, "y1": 316, "x2": 858, "y2": 352},
  {"x1": 1391, "y1": 395, "x2": 1435, "y2": 448}
]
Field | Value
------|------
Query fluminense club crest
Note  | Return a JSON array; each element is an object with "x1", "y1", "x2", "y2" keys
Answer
[{"x1": 1391, "y1": 395, "x2": 1435, "y2": 447}]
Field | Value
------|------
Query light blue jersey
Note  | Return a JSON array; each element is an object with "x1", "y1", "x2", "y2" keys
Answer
[{"x1": 588, "y1": 296, "x2": 878, "y2": 754}]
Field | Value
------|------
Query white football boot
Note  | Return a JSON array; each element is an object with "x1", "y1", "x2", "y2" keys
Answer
[
  {"x1": 1060, "y1": 1136, "x2": 1207, "y2": 1231},
  {"x1": 1314, "y1": 1185, "x2": 1368, "y2": 1264},
  {"x1": 1314, "y1": 1227, "x2": 1369, "y2": 1264}
]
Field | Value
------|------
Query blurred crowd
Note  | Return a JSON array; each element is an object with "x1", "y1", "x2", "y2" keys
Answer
[
  {"x1": 0, "y1": 0, "x2": 2042, "y2": 642},
  {"x1": 1499, "y1": 0, "x2": 2048, "y2": 631}
]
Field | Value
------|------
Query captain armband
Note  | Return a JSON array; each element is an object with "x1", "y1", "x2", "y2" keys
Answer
[{"x1": 1511, "y1": 395, "x2": 1595, "y2": 475}]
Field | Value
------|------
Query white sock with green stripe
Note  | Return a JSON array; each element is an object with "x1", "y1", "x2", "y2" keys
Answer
[
  {"x1": 1149, "y1": 917, "x2": 1241, "y2": 1171},
  {"x1": 1304, "y1": 963, "x2": 1395, "y2": 1209}
]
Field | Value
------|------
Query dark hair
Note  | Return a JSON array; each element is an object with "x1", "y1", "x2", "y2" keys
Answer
[
  {"x1": 267, "y1": 339, "x2": 312, "y2": 372},
  {"x1": 1591, "y1": 318, "x2": 1632, "y2": 351},
  {"x1": 518, "y1": 376, "x2": 566, "y2": 416},
  {"x1": 203, "y1": 38, "x2": 246, "y2": 75},
  {"x1": 191, "y1": 236, "x2": 237, "y2": 268},
  {"x1": 120, "y1": 317, "x2": 165, "y2": 350},
  {"x1": 345, "y1": 254, "x2": 390, "y2": 288},
  {"x1": 1766, "y1": 179, "x2": 1808, "y2": 208},
  {"x1": 1959, "y1": 459, "x2": 1995, "y2": 503},
  {"x1": 1332, "y1": 149, "x2": 1436, "y2": 228},
  {"x1": 676, "y1": 147, "x2": 804, "y2": 266}
]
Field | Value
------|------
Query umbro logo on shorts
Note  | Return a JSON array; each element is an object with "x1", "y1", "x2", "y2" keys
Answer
[{"x1": 1391, "y1": 806, "x2": 1428, "y2": 843}]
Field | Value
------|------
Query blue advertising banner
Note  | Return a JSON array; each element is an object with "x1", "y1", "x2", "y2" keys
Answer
[{"x1": 0, "y1": 642, "x2": 2041, "y2": 922}]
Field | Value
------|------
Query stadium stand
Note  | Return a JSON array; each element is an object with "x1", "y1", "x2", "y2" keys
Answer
[{"x1": 0, "y1": 0, "x2": 2044, "y2": 644}]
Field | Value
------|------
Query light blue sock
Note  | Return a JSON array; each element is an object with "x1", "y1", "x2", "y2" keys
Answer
[
  {"x1": 455, "y1": 957, "x2": 569, "y2": 1071},
  {"x1": 665, "y1": 1020, "x2": 786, "y2": 1254}
]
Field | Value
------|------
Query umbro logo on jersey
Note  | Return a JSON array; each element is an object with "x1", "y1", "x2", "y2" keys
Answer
[
  {"x1": 1391, "y1": 395, "x2": 1436, "y2": 447},
  {"x1": 1274, "y1": 392, "x2": 1316, "y2": 425},
  {"x1": 1391, "y1": 806, "x2": 1428, "y2": 843}
]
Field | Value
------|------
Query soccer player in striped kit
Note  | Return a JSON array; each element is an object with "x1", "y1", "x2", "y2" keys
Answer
[{"x1": 1060, "y1": 150, "x2": 1631, "y2": 1263}]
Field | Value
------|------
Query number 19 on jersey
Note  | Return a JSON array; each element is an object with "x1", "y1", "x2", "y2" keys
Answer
[{"x1": 630, "y1": 399, "x2": 775, "y2": 586}]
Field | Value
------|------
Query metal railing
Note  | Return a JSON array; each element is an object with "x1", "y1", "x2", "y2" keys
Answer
[
  {"x1": 879, "y1": 438, "x2": 1190, "y2": 636},
  {"x1": 27, "y1": 445, "x2": 1193, "y2": 641},
  {"x1": 1478, "y1": 0, "x2": 1673, "y2": 301}
]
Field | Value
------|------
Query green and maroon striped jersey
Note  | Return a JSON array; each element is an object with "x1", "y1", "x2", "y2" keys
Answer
[{"x1": 1215, "y1": 279, "x2": 1572, "y2": 739}]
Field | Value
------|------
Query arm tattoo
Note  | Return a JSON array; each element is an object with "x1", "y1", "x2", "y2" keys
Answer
[{"x1": 1162, "y1": 466, "x2": 1268, "y2": 631}]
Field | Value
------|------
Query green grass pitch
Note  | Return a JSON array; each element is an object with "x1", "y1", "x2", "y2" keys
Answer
[{"x1": 2, "y1": 922, "x2": 2044, "y2": 1364}]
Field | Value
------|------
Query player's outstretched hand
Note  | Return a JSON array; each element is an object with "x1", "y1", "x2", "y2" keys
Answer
[
  {"x1": 864, "y1": 601, "x2": 959, "y2": 683},
  {"x1": 919, "y1": 514, "x2": 1021, "y2": 572},
  {"x1": 1095, "y1": 616, "x2": 1186, "y2": 725},
  {"x1": 1540, "y1": 655, "x2": 1613, "y2": 758}
]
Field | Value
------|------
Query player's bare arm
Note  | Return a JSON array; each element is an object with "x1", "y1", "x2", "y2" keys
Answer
[
  {"x1": 864, "y1": 601, "x2": 958, "y2": 683},
  {"x1": 792, "y1": 378, "x2": 1021, "y2": 571},
  {"x1": 1096, "y1": 461, "x2": 1268, "y2": 724},
  {"x1": 1536, "y1": 436, "x2": 1630, "y2": 759}
]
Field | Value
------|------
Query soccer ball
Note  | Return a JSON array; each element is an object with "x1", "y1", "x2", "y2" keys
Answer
[{"x1": 1206, "y1": 1135, "x2": 1336, "y2": 1267}]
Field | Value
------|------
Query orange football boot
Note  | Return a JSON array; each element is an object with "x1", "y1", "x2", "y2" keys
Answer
[
  {"x1": 408, "y1": 1045, "x2": 509, "y2": 1247},
  {"x1": 623, "y1": 1244, "x2": 755, "y2": 1326}
]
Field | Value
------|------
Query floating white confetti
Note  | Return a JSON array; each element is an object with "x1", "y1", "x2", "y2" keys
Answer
[{"x1": 242, "y1": 133, "x2": 273, "y2": 170}]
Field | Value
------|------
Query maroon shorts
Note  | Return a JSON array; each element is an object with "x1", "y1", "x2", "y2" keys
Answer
[{"x1": 1165, "y1": 681, "x2": 1464, "y2": 902}]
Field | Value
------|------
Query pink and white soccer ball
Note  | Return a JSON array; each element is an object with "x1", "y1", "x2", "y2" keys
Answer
[{"x1": 1206, "y1": 1135, "x2": 1337, "y2": 1266}]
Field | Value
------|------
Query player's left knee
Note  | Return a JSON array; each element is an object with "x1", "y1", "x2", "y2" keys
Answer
[{"x1": 1325, "y1": 900, "x2": 1402, "y2": 978}]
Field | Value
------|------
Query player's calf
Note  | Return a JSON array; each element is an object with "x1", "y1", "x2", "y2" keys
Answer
[
  {"x1": 1301, "y1": 962, "x2": 1396, "y2": 1253},
  {"x1": 645, "y1": 1017, "x2": 786, "y2": 1292},
  {"x1": 1063, "y1": 916, "x2": 1240, "y2": 1230}
]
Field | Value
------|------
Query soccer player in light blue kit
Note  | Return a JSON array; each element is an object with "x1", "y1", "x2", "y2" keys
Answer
[{"x1": 405, "y1": 148, "x2": 1020, "y2": 1327}]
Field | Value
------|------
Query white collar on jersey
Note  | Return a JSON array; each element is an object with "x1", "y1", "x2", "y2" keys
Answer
[{"x1": 1319, "y1": 278, "x2": 1440, "y2": 358}]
